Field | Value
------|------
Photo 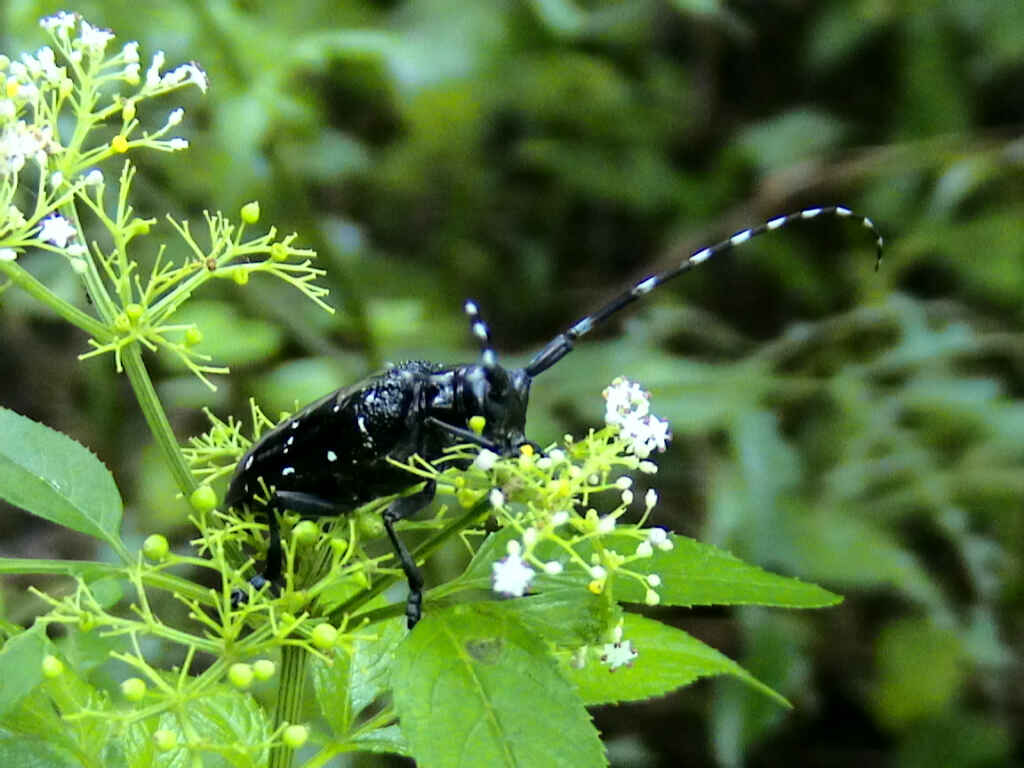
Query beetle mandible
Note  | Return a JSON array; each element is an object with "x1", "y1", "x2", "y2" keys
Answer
[{"x1": 225, "y1": 205, "x2": 883, "y2": 628}]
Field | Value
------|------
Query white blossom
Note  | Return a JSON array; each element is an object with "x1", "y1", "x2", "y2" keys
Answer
[
  {"x1": 83, "y1": 169, "x2": 103, "y2": 186},
  {"x1": 543, "y1": 561, "x2": 563, "y2": 575},
  {"x1": 122, "y1": 41, "x2": 140, "y2": 63},
  {"x1": 600, "y1": 640, "x2": 638, "y2": 671},
  {"x1": 40, "y1": 12, "x2": 77, "y2": 37},
  {"x1": 166, "y1": 107, "x2": 184, "y2": 126},
  {"x1": 167, "y1": 138, "x2": 189, "y2": 151},
  {"x1": 37, "y1": 214, "x2": 77, "y2": 247},
  {"x1": 145, "y1": 51, "x2": 166, "y2": 89},
  {"x1": 488, "y1": 489, "x2": 505, "y2": 509},
  {"x1": 79, "y1": 21, "x2": 115, "y2": 53},
  {"x1": 492, "y1": 552, "x2": 535, "y2": 597},
  {"x1": 644, "y1": 488, "x2": 658, "y2": 511},
  {"x1": 0, "y1": 248, "x2": 17, "y2": 261},
  {"x1": 473, "y1": 449, "x2": 499, "y2": 471}
]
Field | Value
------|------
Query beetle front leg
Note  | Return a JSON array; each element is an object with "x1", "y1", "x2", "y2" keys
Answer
[{"x1": 381, "y1": 479, "x2": 436, "y2": 629}]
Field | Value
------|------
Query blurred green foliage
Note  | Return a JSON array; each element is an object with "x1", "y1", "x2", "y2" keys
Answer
[{"x1": 2, "y1": 0, "x2": 1022, "y2": 766}]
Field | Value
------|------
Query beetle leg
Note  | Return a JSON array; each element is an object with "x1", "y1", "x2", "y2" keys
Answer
[{"x1": 382, "y1": 479, "x2": 436, "y2": 629}]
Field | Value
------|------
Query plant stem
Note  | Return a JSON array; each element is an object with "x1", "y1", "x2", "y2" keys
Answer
[
  {"x1": 120, "y1": 343, "x2": 196, "y2": 497},
  {"x1": 0, "y1": 261, "x2": 110, "y2": 339},
  {"x1": 269, "y1": 644, "x2": 308, "y2": 768}
]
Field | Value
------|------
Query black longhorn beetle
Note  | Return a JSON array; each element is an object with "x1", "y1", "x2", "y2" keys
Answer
[{"x1": 225, "y1": 205, "x2": 883, "y2": 628}]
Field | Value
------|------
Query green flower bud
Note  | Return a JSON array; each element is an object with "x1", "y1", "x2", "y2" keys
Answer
[
  {"x1": 153, "y1": 729, "x2": 178, "y2": 752},
  {"x1": 282, "y1": 724, "x2": 309, "y2": 749},
  {"x1": 291, "y1": 520, "x2": 319, "y2": 546},
  {"x1": 228, "y1": 662, "x2": 254, "y2": 690},
  {"x1": 189, "y1": 485, "x2": 218, "y2": 513},
  {"x1": 232, "y1": 269, "x2": 249, "y2": 286},
  {"x1": 42, "y1": 654, "x2": 64, "y2": 679},
  {"x1": 253, "y1": 659, "x2": 276, "y2": 680},
  {"x1": 184, "y1": 325, "x2": 203, "y2": 346},
  {"x1": 142, "y1": 534, "x2": 169, "y2": 561},
  {"x1": 311, "y1": 623, "x2": 338, "y2": 649},
  {"x1": 121, "y1": 677, "x2": 146, "y2": 701},
  {"x1": 240, "y1": 201, "x2": 260, "y2": 224},
  {"x1": 125, "y1": 302, "x2": 144, "y2": 321}
]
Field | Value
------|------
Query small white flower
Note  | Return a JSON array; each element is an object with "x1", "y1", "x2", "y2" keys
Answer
[
  {"x1": 488, "y1": 489, "x2": 505, "y2": 509},
  {"x1": 620, "y1": 489, "x2": 634, "y2": 506},
  {"x1": 588, "y1": 473, "x2": 600, "y2": 485},
  {"x1": 615, "y1": 476, "x2": 633, "y2": 490},
  {"x1": 644, "y1": 589, "x2": 660, "y2": 606},
  {"x1": 647, "y1": 528, "x2": 668, "y2": 546},
  {"x1": 644, "y1": 488, "x2": 658, "y2": 511},
  {"x1": 535, "y1": 456, "x2": 552, "y2": 470},
  {"x1": 600, "y1": 639, "x2": 638, "y2": 671},
  {"x1": 473, "y1": 449, "x2": 499, "y2": 471},
  {"x1": 598, "y1": 515, "x2": 616, "y2": 534},
  {"x1": 38, "y1": 214, "x2": 77, "y2": 248},
  {"x1": 522, "y1": 527, "x2": 537, "y2": 547},
  {"x1": 590, "y1": 565, "x2": 607, "y2": 580},
  {"x1": 167, "y1": 107, "x2": 184, "y2": 126},
  {"x1": 83, "y1": 169, "x2": 103, "y2": 186},
  {"x1": 548, "y1": 448, "x2": 565, "y2": 463},
  {"x1": 122, "y1": 41, "x2": 140, "y2": 63},
  {"x1": 647, "y1": 574, "x2": 661, "y2": 587},
  {"x1": 0, "y1": 100, "x2": 14, "y2": 119},
  {"x1": 49, "y1": 171, "x2": 63, "y2": 187},
  {"x1": 550, "y1": 510, "x2": 569, "y2": 527},
  {"x1": 638, "y1": 460, "x2": 658, "y2": 474},
  {"x1": 79, "y1": 21, "x2": 114, "y2": 53},
  {"x1": 145, "y1": 50, "x2": 165, "y2": 88},
  {"x1": 65, "y1": 243, "x2": 87, "y2": 257},
  {"x1": 492, "y1": 552, "x2": 535, "y2": 597},
  {"x1": 167, "y1": 138, "x2": 189, "y2": 150},
  {"x1": 0, "y1": 248, "x2": 17, "y2": 261},
  {"x1": 543, "y1": 561, "x2": 563, "y2": 575},
  {"x1": 635, "y1": 541, "x2": 653, "y2": 558},
  {"x1": 603, "y1": 376, "x2": 650, "y2": 426},
  {"x1": 40, "y1": 12, "x2": 77, "y2": 36}
]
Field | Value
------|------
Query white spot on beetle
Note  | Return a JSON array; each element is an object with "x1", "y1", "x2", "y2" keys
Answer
[
  {"x1": 291, "y1": 420, "x2": 300, "y2": 429},
  {"x1": 571, "y1": 317, "x2": 593, "y2": 335},
  {"x1": 245, "y1": 456, "x2": 254, "y2": 470},
  {"x1": 327, "y1": 450, "x2": 337, "y2": 462},
  {"x1": 801, "y1": 207, "x2": 823, "y2": 219},
  {"x1": 766, "y1": 216, "x2": 786, "y2": 230},
  {"x1": 357, "y1": 415, "x2": 368, "y2": 434},
  {"x1": 836, "y1": 206, "x2": 852, "y2": 217},
  {"x1": 281, "y1": 466, "x2": 296, "y2": 476}
]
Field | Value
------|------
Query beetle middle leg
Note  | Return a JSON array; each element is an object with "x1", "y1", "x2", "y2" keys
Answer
[{"x1": 233, "y1": 483, "x2": 436, "y2": 629}]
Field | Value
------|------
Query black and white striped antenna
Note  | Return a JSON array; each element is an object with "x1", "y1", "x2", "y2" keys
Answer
[{"x1": 523, "y1": 205, "x2": 883, "y2": 377}]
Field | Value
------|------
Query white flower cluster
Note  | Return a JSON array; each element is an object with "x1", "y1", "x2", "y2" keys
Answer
[{"x1": 602, "y1": 377, "x2": 671, "y2": 459}]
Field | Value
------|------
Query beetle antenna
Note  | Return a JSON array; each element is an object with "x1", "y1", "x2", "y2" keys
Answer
[
  {"x1": 524, "y1": 205, "x2": 883, "y2": 377},
  {"x1": 464, "y1": 299, "x2": 498, "y2": 371}
]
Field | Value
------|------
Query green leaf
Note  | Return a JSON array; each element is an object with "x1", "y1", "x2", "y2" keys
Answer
[
  {"x1": 348, "y1": 724, "x2": 410, "y2": 756},
  {"x1": 0, "y1": 623, "x2": 48, "y2": 718},
  {"x1": 312, "y1": 616, "x2": 405, "y2": 736},
  {"x1": 0, "y1": 735, "x2": 77, "y2": 768},
  {"x1": 562, "y1": 613, "x2": 788, "y2": 707},
  {"x1": 499, "y1": 590, "x2": 613, "y2": 646},
  {"x1": 392, "y1": 604, "x2": 606, "y2": 768},
  {"x1": 0, "y1": 408, "x2": 123, "y2": 547},
  {"x1": 534, "y1": 532, "x2": 841, "y2": 609}
]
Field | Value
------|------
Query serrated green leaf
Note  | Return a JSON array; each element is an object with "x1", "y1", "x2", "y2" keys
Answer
[
  {"x1": 0, "y1": 408, "x2": 123, "y2": 547},
  {"x1": 312, "y1": 616, "x2": 405, "y2": 735},
  {"x1": 499, "y1": 590, "x2": 613, "y2": 646},
  {"x1": 0, "y1": 735, "x2": 77, "y2": 768},
  {"x1": 533, "y1": 532, "x2": 841, "y2": 609},
  {"x1": 563, "y1": 613, "x2": 787, "y2": 707},
  {"x1": 168, "y1": 687, "x2": 269, "y2": 768},
  {"x1": 393, "y1": 604, "x2": 606, "y2": 768},
  {"x1": 0, "y1": 623, "x2": 48, "y2": 718},
  {"x1": 348, "y1": 724, "x2": 410, "y2": 756}
]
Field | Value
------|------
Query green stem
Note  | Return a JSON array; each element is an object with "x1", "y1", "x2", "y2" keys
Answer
[
  {"x1": 0, "y1": 261, "x2": 110, "y2": 339},
  {"x1": 120, "y1": 343, "x2": 196, "y2": 497},
  {"x1": 269, "y1": 644, "x2": 308, "y2": 768}
]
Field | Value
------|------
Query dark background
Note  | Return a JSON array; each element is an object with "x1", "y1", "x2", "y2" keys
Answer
[{"x1": 2, "y1": 1, "x2": 1023, "y2": 766}]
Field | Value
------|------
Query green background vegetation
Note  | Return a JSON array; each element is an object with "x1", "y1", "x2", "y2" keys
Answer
[{"x1": 2, "y1": 1, "x2": 1022, "y2": 766}]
